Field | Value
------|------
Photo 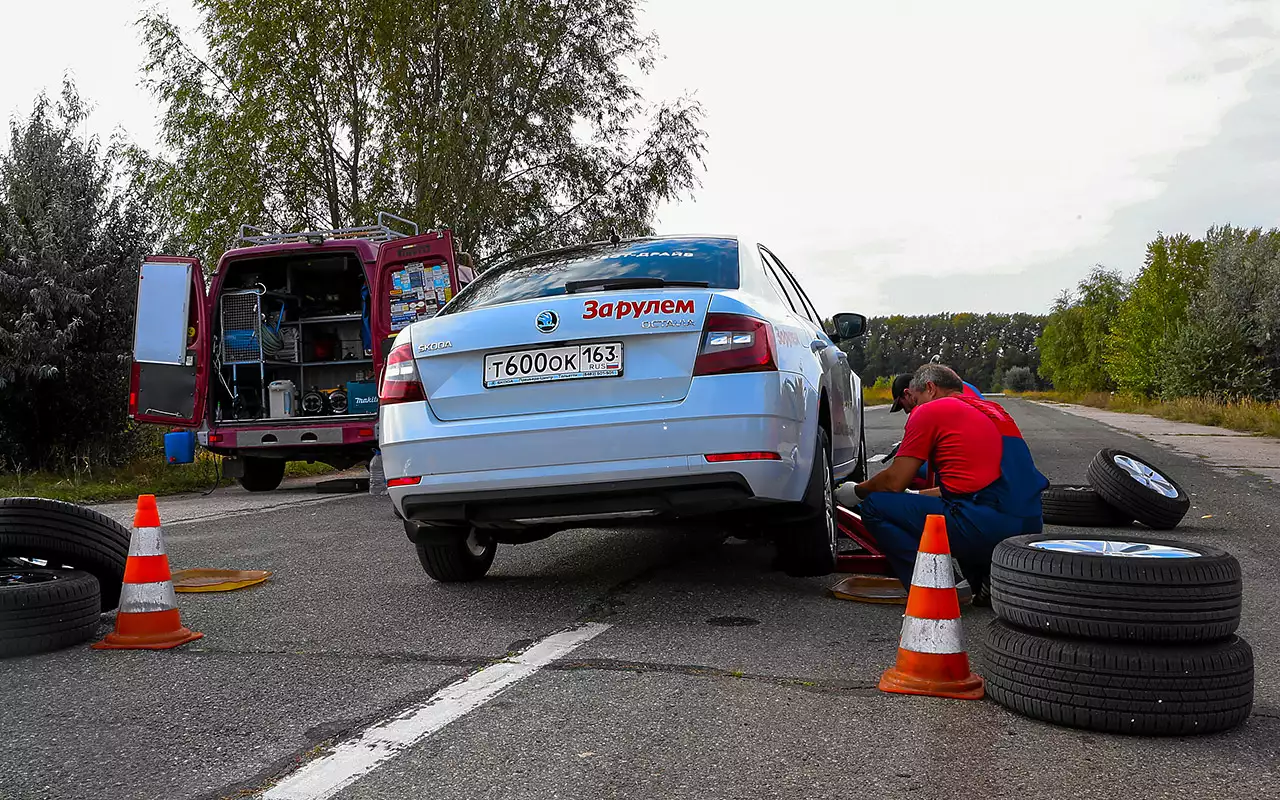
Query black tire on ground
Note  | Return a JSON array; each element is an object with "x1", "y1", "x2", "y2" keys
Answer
[
  {"x1": 0, "y1": 568, "x2": 101, "y2": 658},
  {"x1": 238, "y1": 457, "x2": 286, "y2": 492},
  {"x1": 1041, "y1": 485, "x2": 1132, "y2": 527},
  {"x1": 991, "y1": 533, "x2": 1241, "y2": 642},
  {"x1": 1087, "y1": 448, "x2": 1190, "y2": 530},
  {"x1": 984, "y1": 619, "x2": 1253, "y2": 736},
  {"x1": 414, "y1": 528, "x2": 496, "y2": 582},
  {"x1": 777, "y1": 428, "x2": 837, "y2": 578},
  {"x1": 0, "y1": 498, "x2": 130, "y2": 611}
]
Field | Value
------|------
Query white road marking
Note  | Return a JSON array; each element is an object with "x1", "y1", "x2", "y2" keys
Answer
[{"x1": 262, "y1": 622, "x2": 612, "y2": 800}]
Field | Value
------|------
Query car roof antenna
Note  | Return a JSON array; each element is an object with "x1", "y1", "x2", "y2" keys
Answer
[{"x1": 608, "y1": 227, "x2": 621, "y2": 246}]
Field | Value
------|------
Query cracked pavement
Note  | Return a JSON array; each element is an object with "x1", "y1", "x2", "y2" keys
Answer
[{"x1": 2, "y1": 399, "x2": 1278, "y2": 799}]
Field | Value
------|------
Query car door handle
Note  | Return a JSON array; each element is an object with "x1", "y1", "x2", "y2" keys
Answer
[{"x1": 810, "y1": 339, "x2": 829, "y2": 352}]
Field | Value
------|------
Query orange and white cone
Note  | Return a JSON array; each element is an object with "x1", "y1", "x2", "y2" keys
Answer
[
  {"x1": 878, "y1": 514, "x2": 983, "y2": 700},
  {"x1": 93, "y1": 495, "x2": 203, "y2": 650}
]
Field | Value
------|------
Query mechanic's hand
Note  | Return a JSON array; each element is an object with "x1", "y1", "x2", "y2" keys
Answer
[{"x1": 834, "y1": 482, "x2": 862, "y2": 508}]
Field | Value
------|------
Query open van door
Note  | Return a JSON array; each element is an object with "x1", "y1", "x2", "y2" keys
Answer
[
  {"x1": 129, "y1": 257, "x2": 209, "y2": 426},
  {"x1": 371, "y1": 230, "x2": 458, "y2": 363}
]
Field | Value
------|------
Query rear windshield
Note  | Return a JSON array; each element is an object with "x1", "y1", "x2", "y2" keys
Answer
[{"x1": 440, "y1": 237, "x2": 739, "y2": 315}]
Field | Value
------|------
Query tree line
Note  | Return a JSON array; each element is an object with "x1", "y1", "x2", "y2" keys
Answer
[
  {"x1": 1037, "y1": 226, "x2": 1280, "y2": 401},
  {"x1": 1, "y1": 0, "x2": 706, "y2": 471},
  {"x1": 841, "y1": 313, "x2": 1048, "y2": 393}
]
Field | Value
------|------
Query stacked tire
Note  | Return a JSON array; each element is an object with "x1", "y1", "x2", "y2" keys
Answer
[
  {"x1": 984, "y1": 534, "x2": 1254, "y2": 735},
  {"x1": 1043, "y1": 448, "x2": 1191, "y2": 530},
  {"x1": 0, "y1": 498, "x2": 130, "y2": 657}
]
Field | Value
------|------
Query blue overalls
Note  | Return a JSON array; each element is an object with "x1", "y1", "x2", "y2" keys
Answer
[{"x1": 862, "y1": 395, "x2": 1048, "y2": 588}]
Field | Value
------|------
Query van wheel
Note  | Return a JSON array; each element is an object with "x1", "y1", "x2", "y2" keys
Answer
[
  {"x1": 238, "y1": 457, "x2": 286, "y2": 492},
  {"x1": 777, "y1": 428, "x2": 838, "y2": 577},
  {"x1": 415, "y1": 528, "x2": 496, "y2": 582}
]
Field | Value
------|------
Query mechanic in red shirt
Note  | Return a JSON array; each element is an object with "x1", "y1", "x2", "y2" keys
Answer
[
  {"x1": 839, "y1": 364, "x2": 1047, "y2": 600},
  {"x1": 887, "y1": 368, "x2": 984, "y2": 489}
]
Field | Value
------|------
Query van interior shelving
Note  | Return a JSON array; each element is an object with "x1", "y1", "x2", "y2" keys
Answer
[{"x1": 213, "y1": 251, "x2": 379, "y2": 424}]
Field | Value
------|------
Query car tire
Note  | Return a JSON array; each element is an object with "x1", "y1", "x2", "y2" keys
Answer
[
  {"x1": 415, "y1": 528, "x2": 496, "y2": 582},
  {"x1": 1087, "y1": 449, "x2": 1190, "y2": 530},
  {"x1": 778, "y1": 428, "x2": 837, "y2": 578},
  {"x1": 0, "y1": 568, "x2": 101, "y2": 658},
  {"x1": 238, "y1": 457, "x2": 286, "y2": 493},
  {"x1": 991, "y1": 534, "x2": 1241, "y2": 642},
  {"x1": 984, "y1": 620, "x2": 1253, "y2": 736},
  {"x1": 1041, "y1": 485, "x2": 1131, "y2": 527},
  {"x1": 0, "y1": 498, "x2": 129, "y2": 611}
]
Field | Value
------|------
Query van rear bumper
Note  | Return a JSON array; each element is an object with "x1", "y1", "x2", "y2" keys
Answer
[{"x1": 201, "y1": 418, "x2": 377, "y2": 449}]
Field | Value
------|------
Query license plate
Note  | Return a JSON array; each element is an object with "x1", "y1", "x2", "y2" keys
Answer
[{"x1": 483, "y1": 342, "x2": 624, "y2": 388}]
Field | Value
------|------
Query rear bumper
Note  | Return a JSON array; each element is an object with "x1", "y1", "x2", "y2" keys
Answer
[
  {"x1": 400, "y1": 474, "x2": 766, "y2": 528},
  {"x1": 382, "y1": 371, "x2": 819, "y2": 521},
  {"x1": 202, "y1": 418, "x2": 377, "y2": 458}
]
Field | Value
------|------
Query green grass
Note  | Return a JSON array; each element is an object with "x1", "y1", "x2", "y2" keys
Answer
[
  {"x1": 0, "y1": 451, "x2": 333, "y2": 505},
  {"x1": 1011, "y1": 390, "x2": 1280, "y2": 439},
  {"x1": 864, "y1": 386, "x2": 893, "y2": 406}
]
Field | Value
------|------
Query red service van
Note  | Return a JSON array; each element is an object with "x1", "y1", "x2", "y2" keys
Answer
[{"x1": 129, "y1": 213, "x2": 462, "y2": 491}]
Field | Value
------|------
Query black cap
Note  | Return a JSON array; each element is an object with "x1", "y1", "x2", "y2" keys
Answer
[{"x1": 889, "y1": 374, "x2": 912, "y2": 413}]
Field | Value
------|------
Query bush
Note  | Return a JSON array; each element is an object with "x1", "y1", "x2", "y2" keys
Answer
[
  {"x1": 1002, "y1": 366, "x2": 1035, "y2": 393},
  {"x1": 0, "y1": 82, "x2": 158, "y2": 471}
]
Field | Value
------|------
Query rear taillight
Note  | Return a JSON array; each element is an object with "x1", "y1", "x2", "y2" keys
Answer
[
  {"x1": 379, "y1": 343, "x2": 426, "y2": 405},
  {"x1": 693, "y1": 313, "x2": 778, "y2": 376},
  {"x1": 128, "y1": 362, "x2": 140, "y2": 418}
]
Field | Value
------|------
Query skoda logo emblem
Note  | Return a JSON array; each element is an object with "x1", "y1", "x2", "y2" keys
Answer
[{"x1": 535, "y1": 310, "x2": 559, "y2": 334}]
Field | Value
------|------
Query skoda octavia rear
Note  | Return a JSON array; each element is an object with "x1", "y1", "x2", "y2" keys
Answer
[{"x1": 379, "y1": 235, "x2": 866, "y2": 581}]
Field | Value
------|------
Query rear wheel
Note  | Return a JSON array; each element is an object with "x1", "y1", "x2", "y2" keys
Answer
[
  {"x1": 415, "y1": 528, "x2": 496, "y2": 582},
  {"x1": 777, "y1": 428, "x2": 837, "y2": 577},
  {"x1": 237, "y1": 457, "x2": 286, "y2": 492}
]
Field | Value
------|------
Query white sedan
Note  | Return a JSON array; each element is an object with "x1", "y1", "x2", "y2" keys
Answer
[{"x1": 378, "y1": 235, "x2": 868, "y2": 581}]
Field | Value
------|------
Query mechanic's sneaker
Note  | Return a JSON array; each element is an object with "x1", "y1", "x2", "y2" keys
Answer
[
  {"x1": 971, "y1": 578, "x2": 992, "y2": 608},
  {"x1": 834, "y1": 483, "x2": 861, "y2": 508}
]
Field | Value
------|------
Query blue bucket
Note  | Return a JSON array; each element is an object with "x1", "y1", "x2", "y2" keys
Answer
[{"x1": 164, "y1": 431, "x2": 197, "y2": 465}]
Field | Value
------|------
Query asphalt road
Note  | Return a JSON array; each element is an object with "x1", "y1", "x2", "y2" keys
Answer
[{"x1": 3, "y1": 399, "x2": 1278, "y2": 800}]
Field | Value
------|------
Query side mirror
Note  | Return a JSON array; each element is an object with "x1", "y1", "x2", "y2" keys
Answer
[{"x1": 830, "y1": 312, "x2": 867, "y2": 342}]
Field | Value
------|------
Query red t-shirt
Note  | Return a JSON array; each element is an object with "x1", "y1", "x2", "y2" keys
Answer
[{"x1": 898, "y1": 396, "x2": 1003, "y2": 494}]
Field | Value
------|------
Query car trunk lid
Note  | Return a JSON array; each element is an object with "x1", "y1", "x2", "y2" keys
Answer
[{"x1": 411, "y1": 291, "x2": 712, "y2": 421}]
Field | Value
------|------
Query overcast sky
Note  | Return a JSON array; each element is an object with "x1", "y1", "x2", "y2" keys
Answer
[{"x1": 4, "y1": 1, "x2": 1280, "y2": 317}]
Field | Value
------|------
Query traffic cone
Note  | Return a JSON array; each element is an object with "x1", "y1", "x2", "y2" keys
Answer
[
  {"x1": 878, "y1": 514, "x2": 983, "y2": 700},
  {"x1": 93, "y1": 495, "x2": 203, "y2": 650}
]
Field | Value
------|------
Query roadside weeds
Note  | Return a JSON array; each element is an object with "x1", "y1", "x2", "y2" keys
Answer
[
  {"x1": 1011, "y1": 391, "x2": 1280, "y2": 439},
  {"x1": 0, "y1": 452, "x2": 332, "y2": 504}
]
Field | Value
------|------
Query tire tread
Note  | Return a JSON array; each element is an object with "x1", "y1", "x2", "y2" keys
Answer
[{"x1": 984, "y1": 620, "x2": 1254, "y2": 735}]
